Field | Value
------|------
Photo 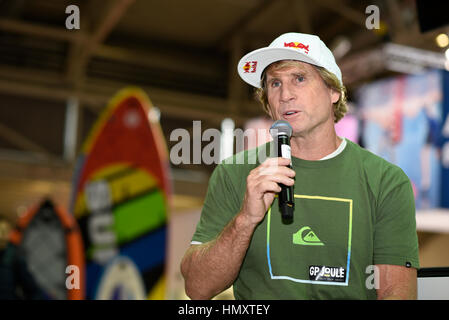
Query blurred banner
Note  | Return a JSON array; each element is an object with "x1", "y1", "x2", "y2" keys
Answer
[
  {"x1": 441, "y1": 71, "x2": 449, "y2": 208},
  {"x1": 357, "y1": 69, "x2": 447, "y2": 210}
]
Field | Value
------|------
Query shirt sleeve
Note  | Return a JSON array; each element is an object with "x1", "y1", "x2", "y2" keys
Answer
[
  {"x1": 191, "y1": 163, "x2": 243, "y2": 244},
  {"x1": 373, "y1": 167, "x2": 420, "y2": 269}
]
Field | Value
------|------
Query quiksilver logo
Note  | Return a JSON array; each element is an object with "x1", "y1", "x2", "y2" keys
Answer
[{"x1": 293, "y1": 226, "x2": 324, "y2": 246}]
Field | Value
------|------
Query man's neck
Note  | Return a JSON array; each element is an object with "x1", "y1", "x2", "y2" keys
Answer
[{"x1": 290, "y1": 128, "x2": 342, "y2": 161}]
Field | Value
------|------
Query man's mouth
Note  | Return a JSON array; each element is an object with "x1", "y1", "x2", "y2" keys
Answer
[{"x1": 282, "y1": 110, "x2": 301, "y2": 118}]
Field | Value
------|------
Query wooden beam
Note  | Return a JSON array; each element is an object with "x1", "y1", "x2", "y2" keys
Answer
[
  {"x1": 67, "y1": 0, "x2": 135, "y2": 83},
  {"x1": 0, "y1": 154, "x2": 72, "y2": 181},
  {"x1": 0, "y1": 18, "x2": 223, "y2": 80},
  {"x1": 0, "y1": 74, "x2": 258, "y2": 126},
  {"x1": 88, "y1": 0, "x2": 135, "y2": 47},
  {"x1": 0, "y1": 65, "x2": 66, "y2": 86},
  {"x1": 0, "y1": 77, "x2": 103, "y2": 113},
  {"x1": 82, "y1": 77, "x2": 261, "y2": 126},
  {"x1": 0, "y1": 18, "x2": 87, "y2": 43},
  {"x1": 315, "y1": 0, "x2": 367, "y2": 28},
  {"x1": 215, "y1": 0, "x2": 278, "y2": 49},
  {"x1": 0, "y1": 121, "x2": 50, "y2": 154},
  {"x1": 64, "y1": 1, "x2": 92, "y2": 86},
  {"x1": 95, "y1": 44, "x2": 222, "y2": 79}
]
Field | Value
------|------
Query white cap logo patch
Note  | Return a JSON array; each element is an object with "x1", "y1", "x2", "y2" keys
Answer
[
  {"x1": 242, "y1": 61, "x2": 257, "y2": 73},
  {"x1": 283, "y1": 42, "x2": 310, "y2": 54}
]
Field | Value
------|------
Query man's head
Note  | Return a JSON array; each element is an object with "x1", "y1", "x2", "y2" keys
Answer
[{"x1": 237, "y1": 32, "x2": 347, "y2": 124}]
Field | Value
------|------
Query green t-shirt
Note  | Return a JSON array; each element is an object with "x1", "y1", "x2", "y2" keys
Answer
[{"x1": 191, "y1": 139, "x2": 419, "y2": 300}]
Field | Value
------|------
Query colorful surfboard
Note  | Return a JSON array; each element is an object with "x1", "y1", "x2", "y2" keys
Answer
[
  {"x1": 9, "y1": 199, "x2": 85, "y2": 300},
  {"x1": 70, "y1": 87, "x2": 171, "y2": 300}
]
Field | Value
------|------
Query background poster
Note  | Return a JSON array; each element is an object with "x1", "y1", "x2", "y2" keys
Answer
[{"x1": 357, "y1": 69, "x2": 443, "y2": 210}]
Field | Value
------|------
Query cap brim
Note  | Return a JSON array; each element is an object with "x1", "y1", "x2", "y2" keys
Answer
[{"x1": 237, "y1": 47, "x2": 321, "y2": 88}]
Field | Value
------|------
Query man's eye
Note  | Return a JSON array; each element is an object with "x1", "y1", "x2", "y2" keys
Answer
[
  {"x1": 271, "y1": 81, "x2": 281, "y2": 88},
  {"x1": 296, "y1": 76, "x2": 305, "y2": 82}
]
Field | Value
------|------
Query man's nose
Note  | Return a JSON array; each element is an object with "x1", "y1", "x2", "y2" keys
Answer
[{"x1": 280, "y1": 83, "x2": 296, "y2": 103}]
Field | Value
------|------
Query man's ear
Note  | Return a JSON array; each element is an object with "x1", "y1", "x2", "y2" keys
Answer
[{"x1": 331, "y1": 88, "x2": 340, "y2": 104}]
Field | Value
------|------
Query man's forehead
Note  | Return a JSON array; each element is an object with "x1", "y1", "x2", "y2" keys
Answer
[{"x1": 265, "y1": 60, "x2": 315, "y2": 77}]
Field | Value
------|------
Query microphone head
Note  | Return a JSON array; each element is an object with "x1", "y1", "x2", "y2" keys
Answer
[{"x1": 270, "y1": 120, "x2": 293, "y2": 138}]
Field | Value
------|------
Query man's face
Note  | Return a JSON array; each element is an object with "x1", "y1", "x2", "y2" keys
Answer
[{"x1": 265, "y1": 61, "x2": 340, "y2": 137}]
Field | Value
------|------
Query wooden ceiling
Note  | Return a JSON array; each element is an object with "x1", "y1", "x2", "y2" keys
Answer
[{"x1": 0, "y1": 0, "x2": 447, "y2": 223}]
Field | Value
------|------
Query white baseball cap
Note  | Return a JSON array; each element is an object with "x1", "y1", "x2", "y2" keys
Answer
[{"x1": 237, "y1": 32, "x2": 342, "y2": 88}]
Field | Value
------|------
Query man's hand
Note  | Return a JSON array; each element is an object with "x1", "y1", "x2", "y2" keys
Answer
[{"x1": 240, "y1": 157, "x2": 296, "y2": 225}]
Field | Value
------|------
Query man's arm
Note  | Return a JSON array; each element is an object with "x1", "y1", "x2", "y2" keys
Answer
[
  {"x1": 180, "y1": 212, "x2": 257, "y2": 300},
  {"x1": 376, "y1": 264, "x2": 417, "y2": 300}
]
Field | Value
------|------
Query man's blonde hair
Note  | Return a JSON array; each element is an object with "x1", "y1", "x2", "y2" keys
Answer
[{"x1": 255, "y1": 60, "x2": 348, "y2": 123}]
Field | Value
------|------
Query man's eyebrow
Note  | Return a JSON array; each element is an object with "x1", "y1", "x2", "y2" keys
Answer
[{"x1": 267, "y1": 70, "x2": 307, "y2": 79}]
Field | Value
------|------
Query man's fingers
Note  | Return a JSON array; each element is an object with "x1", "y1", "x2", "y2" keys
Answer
[
  {"x1": 258, "y1": 162, "x2": 295, "y2": 177},
  {"x1": 257, "y1": 174, "x2": 295, "y2": 187},
  {"x1": 256, "y1": 180, "x2": 282, "y2": 195}
]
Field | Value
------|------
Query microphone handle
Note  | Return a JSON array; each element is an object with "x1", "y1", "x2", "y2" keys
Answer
[{"x1": 277, "y1": 135, "x2": 294, "y2": 221}]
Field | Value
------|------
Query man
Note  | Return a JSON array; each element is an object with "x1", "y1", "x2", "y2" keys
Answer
[{"x1": 180, "y1": 32, "x2": 419, "y2": 300}]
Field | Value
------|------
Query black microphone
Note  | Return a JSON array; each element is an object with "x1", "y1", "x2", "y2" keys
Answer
[{"x1": 270, "y1": 120, "x2": 294, "y2": 223}]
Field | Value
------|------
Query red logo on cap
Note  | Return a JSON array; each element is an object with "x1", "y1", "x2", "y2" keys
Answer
[
  {"x1": 284, "y1": 42, "x2": 309, "y2": 54},
  {"x1": 243, "y1": 61, "x2": 257, "y2": 73}
]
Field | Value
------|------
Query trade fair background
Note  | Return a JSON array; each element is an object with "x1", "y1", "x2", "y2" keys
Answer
[{"x1": 0, "y1": 0, "x2": 448, "y2": 300}]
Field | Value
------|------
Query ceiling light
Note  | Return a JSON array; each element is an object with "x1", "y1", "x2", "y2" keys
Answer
[{"x1": 436, "y1": 33, "x2": 449, "y2": 47}]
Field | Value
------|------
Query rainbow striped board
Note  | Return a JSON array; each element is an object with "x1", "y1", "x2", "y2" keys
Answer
[
  {"x1": 70, "y1": 87, "x2": 171, "y2": 300},
  {"x1": 9, "y1": 199, "x2": 85, "y2": 300}
]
